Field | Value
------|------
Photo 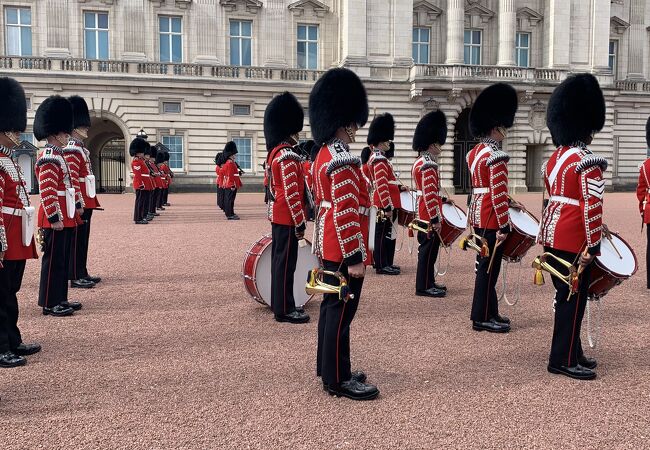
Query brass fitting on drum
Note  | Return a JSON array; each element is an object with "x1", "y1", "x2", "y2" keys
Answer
[
  {"x1": 305, "y1": 268, "x2": 354, "y2": 302},
  {"x1": 459, "y1": 233, "x2": 490, "y2": 258},
  {"x1": 376, "y1": 209, "x2": 388, "y2": 223},
  {"x1": 531, "y1": 253, "x2": 580, "y2": 294}
]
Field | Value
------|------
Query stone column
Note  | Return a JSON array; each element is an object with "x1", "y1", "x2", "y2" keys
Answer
[
  {"x1": 193, "y1": 0, "x2": 220, "y2": 64},
  {"x1": 122, "y1": 0, "x2": 147, "y2": 62},
  {"x1": 393, "y1": 0, "x2": 414, "y2": 67},
  {"x1": 497, "y1": 0, "x2": 516, "y2": 66},
  {"x1": 590, "y1": 0, "x2": 611, "y2": 73},
  {"x1": 545, "y1": 0, "x2": 570, "y2": 68},
  {"x1": 340, "y1": 0, "x2": 368, "y2": 72},
  {"x1": 263, "y1": 0, "x2": 288, "y2": 67},
  {"x1": 627, "y1": 0, "x2": 646, "y2": 79},
  {"x1": 44, "y1": 0, "x2": 70, "y2": 57},
  {"x1": 445, "y1": 0, "x2": 464, "y2": 64}
]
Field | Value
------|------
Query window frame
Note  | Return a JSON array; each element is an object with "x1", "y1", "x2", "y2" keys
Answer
[
  {"x1": 229, "y1": 19, "x2": 253, "y2": 67},
  {"x1": 296, "y1": 23, "x2": 319, "y2": 70},
  {"x1": 412, "y1": 26, "x2": 431, "y2": 65},
  {"x1": 160, "y1": 133, "x2": 185, "y2": 172},
  {"x1": 231, "y1": 103, "x2": 252, "y2": 117},
  {"x1": 160, "y1": 99, "x2": 183, "y2": 115},
  {"x1": 231, "y1": 136, "x2": 253, "y2": 171},
  {"x1": 83, "y1": 11, "x2": 110, "y2": 60},
  {"x1": 608, "y1": 39, "x2": 618, "y2": 78},
  {"x1": 159, "y1": 15, "x2": 183, "y2": 63},
  {"x1": 463, "y1": 29, "x2": 482, "y2": 65},
  {"x1": 4, "y1": 6, "x2": 32, "y2": 56},
  {"x1": 515, "y1": 32, "x2": 530, "y2": 68}
]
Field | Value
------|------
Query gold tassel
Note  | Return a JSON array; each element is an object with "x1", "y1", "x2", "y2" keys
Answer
[
  {"x1": 480, "y1": 243, "x2": 489, "y2": 258},
  {"x1": 459, "y1": 236, "x2": 468, "y2": 251},
  {"x1": 534, "y1": 268, "x2": 545, "y2": 286}
]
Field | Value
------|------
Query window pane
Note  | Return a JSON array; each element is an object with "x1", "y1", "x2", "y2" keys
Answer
[
  {"x1": 297, "y1": 41, "x2": 306, "y2": 68},
  {"x1": 85, "y1": 13, "x2": 95, "y2": 28},
  {"x1": 172, "y1": 35, "x2": 182, "y2": 62},
  {"x1": 412, "y1": 44, "x2": 418, "y2": 61},
  {"x1": 308, "y1": 25, "x2": 317, "y2": 41},
  {"x1": 6, "y1": 27, "x2": 20, "y2": 56},
  {"x1": 521, "y1": 49, "x2": 528, "y2": 67},
  {"x1": 473, "y1": 30, "x2": 481, "y2": 44},
  {"x1": 308, "y1": 42, "x2": 317, "y2": 69},
  {"x1": 297, "y1": 25, "x2": 306, "y2": 40},
  {"x1": 230, "y1": 20, "x2": 239, "y2": 36},
  {"x1": 233, "y1": 138, "x2": 252, "y2": 170},
  {"x1": 242, "y1": 38, "x2": 251, "y2": 66},
  {"x1": 20, "y1": 27, "x2": 32, "y2": 56},
  {"x1": 171, "y1": 17, "x2": 181, "y2": 33},
  {"x1": 20, "y1": 8, "x2": 31, "y2": 25},
  {"x1": 609, "y1": 41, "x2": 615, "y2": 53},
  {"x1": 464, "y1": 30, "x2": 471, "y2": 44},
  {"x1": 421, "y1": 44, "x2": 429, "y2": 64},
  {"x1": 7, "y1": 8, "x2": 18, "y2": 25},
  {"x1": 473, "y1": 48, "x2": 480, "y2": 65},
  {"x1": 464, "y1": 46, "x2": 470, "y2": 64},
  {"x1": 98, "y1": 31, "x2": 109, "y2": 59},
  {"x1": 98, "y1": 13, "x2": 108, "y2": 29},
  {"x1": 421, "y1": 28, "x2": 429, "y2": 42},
  {"x1": 609, "y1": 55, "x2": 614, "y2": 69},
  {"x1": 160, "y1": 17, "x2": 169, "y2": 33},
  {"x1": 160, "y1": 34, "x2": 170, "y2": 62},
  {"x1": 521, "y1": 33, "x2": 529, "y2": 47},
  {"x1": 413, "y1": 28, "x2": 418, "y2": 41},
  {"x1": 242, "y1": 21, "x2": 252, "y2": 37},
  {"x1": 230, "y1": 38, "x2": 240, "y2": 65},
  {"x1": 85, "y1": 30, "x2": 97, "y2": 59}
]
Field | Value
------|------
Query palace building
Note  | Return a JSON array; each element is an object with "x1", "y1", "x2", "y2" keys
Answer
[{"x1": 0, "y1": 0, "x2": 648, "y2": 193}]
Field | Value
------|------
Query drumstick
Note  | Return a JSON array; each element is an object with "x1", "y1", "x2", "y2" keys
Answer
[
  {"x1": 605, "y1": 231, "x2": 623, "y2": 259},
  {"x1": 487, "y1": 239, "x2": 503, "y2": 274}
]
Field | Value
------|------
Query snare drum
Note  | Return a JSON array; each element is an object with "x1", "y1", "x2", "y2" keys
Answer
[
  {"x1": 242, "y1": 235, "x2": 319, "y2": 308},
  {"x1": 589, "y1": 233, "x2": 637, "y2": 299},
  {"x1": 502, "y1": 208, "x2": 540, "y2": 262},
  {"x1": 439, "y1": 203, "x2": 467, "y2": 247},
  {"x1": 397, "y1": 191, "x2": 418, "y2": 227}
]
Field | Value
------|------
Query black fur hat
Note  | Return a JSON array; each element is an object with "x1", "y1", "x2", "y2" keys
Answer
[
  {"x1": 165, "y1": 151, "x2": 170, "y2": 162},
  {"x1": 129, "y1": 137, "x2": 148, "y2": 157},
  {"x1": 309, "y1": 68, "x2": 368, "y2": 145},
  {"x1": 646, "y1": 117, "x2": 650, "y2": 148},
  {"x1": 150, "y1": 144, "x2": 158, "y2": 160},
  {"x1": 155, "y1": 149, "x2": 165, "y2": 164},
  {"x1": 469, "y1": 83, "x2": 518, "y2": 138},
  {"x1": 264, "y1": 92, "x2": 304, "y2": 151},
  {"x1": 214, "y1": 151, "x2": 223, "y2": 165},
  {"x1": 385, "y1": 141, "x2": 395, "y2": 159},
  {"x1": 0, "y1": 77, "x2": 27, "y2": 133},
  {"x1": 546, "y1": 73, "x2": 605, "y2": 146},
  {"x1": 296, "y1": 139, "x2": 315, "y2": 159},
  {"x1": 361, "y1": 146, "x2": 371, "y2": 164},
  {"x1": 224, "y1": 141, "x2": 238, "y2": 156},
  {"x1": 68, "y1": 95, "x2": 91, "y2": 129},
  {"x1": 144, "y1": 143, "x2": 152, "y2": 157},
  {"x1": 367, "y1": 113, "x2": 395, "y2": 146},
  {"x1": 34, "y1": 95, "x2": 73, "y2": 141},
  {"x1": 413, "y1": 110, "x2": 447, "y2": 152},
  {"x1": 309, "y1": 141, "x2": 321, "y2": 162}
]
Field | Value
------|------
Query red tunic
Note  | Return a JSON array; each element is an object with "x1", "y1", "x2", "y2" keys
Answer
[
  {"x1": 302, "y1": 160, "x2": 312, "y2": 192},
  {"x1": 466, "y1": 140, "x2": 510, "y2": 232},
  {"x1": 35, "y1": 145, "x2": 79, "y2": 228},
  {"x1": 267, "y1": 144, "x2": 306, "y2": 229},
  {"x1": 160, "y1": 163, "x2": 173, "y2": 186},
  {"x1": 222, "y1": 160, "x2": 242, "y2": 189},
  {"x1": 539, "y1": 144, "x2": 606, "y2": 255},
  {"x1": 131, "y1": 156, "x2": 152, "y2": 191},
  {"x1": 150, "y1": 161, "x2": 164, "y2": 189},
  {"x1": 312, "y1": 139, "x2": 370, "y2": 266},
  {"x1": 215, "y1": 165, "x2": 223, "y2": 187},
  {"x1": 0, "y1": 149, "x2": 38, "y2": 260},
  {"x1": 636, "y1": 158, "x2": 650, "y2": 224},
  {"x1": 412, "y1": 153, "x2": 441, "y2": 224},
  {"x1": 369, "y1": 151, "x2": 395, "y2": 210},
  {"x1": 142, "y1": 159, "x2": 157, "y2": 191},
  {"x1": 63, "y1": 143, "x2": 85, "y2": 209}
]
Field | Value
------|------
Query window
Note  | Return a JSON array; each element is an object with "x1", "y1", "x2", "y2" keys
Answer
[
  {"x1": 609, "y1": 40, "x2": 618, "y2": 77},
  {"x1": 19, "y1": 132, "x2": 34, "y2": 144},
  {"x1": 232, "y1": 104, "x2": 251, "y2": 116},
  {"x1": 5, "y1": 7, "x2": 32, "y2": 56},
  {"x1": 412, "y1": 27, "x2": 430, "y2": 64},
  {"x1": 230, "y1": 20, "x2": 252, "y2": 66},
  {"x1": 162, "y1": 101, "x2": 182, "y2": 114},
  {"x1": 161, "y1": 135, "x2": 184, "y2": 170},
  {"x1": 84, "y1": 12, "x2": 109, "y2": 60},
  {"x1": 515, "y1": 32, "x2": 530, "y2": 68},
  {"x1": 232, "y1": 137, "x2": 252, "y2": 170},
  {"x1": 159, "y1": 16, "x2": 182, "y2": 63},
  {"x1": 463, "y1": 29, "x2": 482, "y2": 65},
  {"x1": 297, "y1": 24, "x2": 318, "y2": 69}
]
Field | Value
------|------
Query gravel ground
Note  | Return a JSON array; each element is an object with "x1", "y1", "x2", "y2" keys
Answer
[{"x1": 1, "y1": 192, "x2": 648, "y2": 450}]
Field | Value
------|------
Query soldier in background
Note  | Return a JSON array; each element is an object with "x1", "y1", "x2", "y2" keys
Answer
[
  {"x1": 130, "y1": 137, "x2": 151, "y2": 225},
  {"x1": 221, "y1": 142, "x2": 242, "y2": 220}
]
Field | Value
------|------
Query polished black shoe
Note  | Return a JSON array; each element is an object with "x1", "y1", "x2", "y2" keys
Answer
[
  {"x1": 389, "y1": 265, "x2": 401, "y2": 272},
  {"x1": 0, "y1": 352, "x2": 26, "y2": 368},
  {"x1": 322, "y1": 371, "x2": 368, "y2": 390},
  {"x1": 328, "y1": 379, "x2": 379, "y2": 401},
  {"x1": 13, "y1": 343, "x2": 41, "y2": 356},
  {"x1": 153, "y1": 212, "x2": 160, "y2": 216},
  {"x1": 227, "y1": 215, "x2": 240, "y2": 221},
  {"x1": 433, "y1": 282, "x2": 447, "y2": 291},
  {"x1": 135, "y1": 220, "x2": 149, "y2": 225},
  {"x1": 163, "y1": 203, "x2": 171, "y2": 206},
  {"x1": 275, "y1": 310, "x2": 310, "y2": 324},
  {"x1": 60, "y1": 301, "x2": 82, "y2": 311},
  {"x1": 416, "y1": 287, "x2": 446, "y2": 298},
  {"x1": 71, "y1": 279, "x2": 95, "y2": 289},
  {"x1": 146, "y1": 215, "x2": 154, "y2": 221},
  {"x1": 493, "y1": 314, "x2": 511, "y2": 325},
  {"x1": 472, "y1": 319, "x2": 510, "y2": 333},
  {"x1": 548, "y1": 364, "x2": 596, "y2": 380},
  {"x1": 84, "y1": 275, "x2": 102, "y2": 284},
  {"x1": 376, "y1": 267, "x2": 400, "y2": 275},
  {"x1": 43, "y1": 305, "x2": 75, "y2": 316},
  {"x1": 578, "y1": 355, "x2": 597, "y2": 370},
  {"x1": 158, "y1": 206, "x2": 166, "y2": 211}
]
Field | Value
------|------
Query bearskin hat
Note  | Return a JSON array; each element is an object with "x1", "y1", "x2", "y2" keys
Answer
[
  {"x1": 264, "y1": 92, "x2": 304, "y2": 151},
  {"x1": 297, "y1": 139, "x2": 315, "y2": 159},
  {"x1": 361, "y1": 146, "x2": 371, "y2": 164},
  {"x1": 469, "y1": 83, "x2": 518, "y2": 138},
  {"x1": 214, "y1": 151, "x2": 223, "y2": 165},
  {"x1": 0, "y1": 77, "x2": 27, "y2": 133},
  {"x1": 546, "y1": 74, "x2": 605, "y2": 146},
  {"x1": 309, "y1": 141, "x2": 321, "y2": 162},
  {"x1": 34, "y1": 95, "x2": 73, "y2": 141},
  {"x1": 150, "y1": 144, "x2": 158, "y2": 160},
  {"x1": 155, "y1": 149, "x2": 165, "y2": 164},
  {"x1": 144, "y1": 143, "x2": 152, "y2": 157},
  {"x1": 224, "y1": 141, "x2": 238, "y2": 156},
  {"x1": 385, "y1": 141, "x2": 395, "y2": 159},
  {"x1": 367, "y1": 113, "x2": 395, "y2": 146},
  {"x1": 68, "y1": 95, "x2": 91, "y2": 129},
  {"x1": 309, "y1": 68, "x2": 368, "y2": 145},
  {"x1": 646, "y1": 117, "x2": 650, "y2": 149},
  {"x1": 165, "y1": 151, "x2": 170, "y2": 162},
  {"x1": 413, "y1": 110, "x2": 447, "y2": 152},
  {"x1": 129, "y1": 137, "x2": 149, "y2": 157}
]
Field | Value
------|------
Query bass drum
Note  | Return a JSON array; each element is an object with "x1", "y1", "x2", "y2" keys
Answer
[
  {"x1": 242, "y1": 235, "x2": 319, "y2": 308},
  {"x1": 589, "y1": 233, "x2": 637, "y2": 299}
]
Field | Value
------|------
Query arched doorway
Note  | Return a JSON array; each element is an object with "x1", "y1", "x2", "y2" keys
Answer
[
  {"x1": 453, "y1": 108, "x2": 477, "y2": 194},
  {"x1": 86, "y1": 115, "x2": 126, "y2": 193}
]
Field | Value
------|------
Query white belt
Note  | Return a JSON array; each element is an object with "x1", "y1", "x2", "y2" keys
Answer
[
  {"x1": 142, "y1": 174, "x2": 150, "y2": 177},
  {"x1": 473, "y1": 187, "x2": 489, "y2": 194},
  {"x1": 320, "y1": 200, "x2": 369, "y2": 216},
  {"x1": 1, "y1": 206, "x2": 24, "y2": 217},
  {"x1": 388, "y1": 181, "x2": 400, "y2": 185},
  {"x1": 56, "y1": 191, "x2": 67, "y2": 196},
  {"x1": 320, "y1": 200, "x2": 332, "y2": 209},
  {"x1": 416, "y1": 190, "x2": 423, "y2": 196},
  {"x1": 78, "y1": 177, "x2": 85, "y2": 182},
  {"x1": 549, "y1": 195, "x2": 579, "y2": 206}
]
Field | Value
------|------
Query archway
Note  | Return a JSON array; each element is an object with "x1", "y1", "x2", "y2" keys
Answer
[
  {"x1": 86, "y1": 115, "x2": 126, "y2": 193},
  {"x1": 452, "y1": 108, "x2": 477, "y2": 194}
]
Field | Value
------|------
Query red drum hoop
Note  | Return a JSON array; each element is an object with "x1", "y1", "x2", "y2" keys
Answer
[
  {"x1": 397, "y1": 191, "x2": 417, "y2": 227},
  {"x1": 439, "y1": 203, "x2": 467, "y2": 247},
  {"x1": 502, "y1": 208, "x2": 540, "y2": 262},
  {"x1": 589, "y1": 233, "x2": 638, "y2": 299}
]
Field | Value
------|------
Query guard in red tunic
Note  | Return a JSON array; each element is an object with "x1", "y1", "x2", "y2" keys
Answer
[
  {"x1": 367, "y1": 114, "x2": 401, "y2": 275},
  {"x1": 412, "y1": 110, "x2": 448, "y2": 298},
  {"x1": 636, "y1": 117, "x2": 650, "y2": 289},
  {"x1": 130, "y1": 137, "x2": 151, "y2": 224},
  {"x1": 35, "y1": 96, "x2": 82, "y2": 317},
  {"x1": 221, "y1": 141, "x2": 242, "y2": 220},
  {"x1": 264, "y1": 92, "x2": 309, "y2": 324},
  {"x1": 215, "y1": 152, "x2": 225, "y2": 212},
  {"x1": 0, "y1": 77, "x2": 41, "y2": 367},
  {"x1": 297, "y1": 139, "x2": 315, "y2": 221},
  {"x1": 467, "y1": 83, "x2": 518, "y2": 333},
  {"x1": 147, "y1": 146, "x2": 162, "y2": 219},
  {"x1": 155, "y1": 148, "x2": 167, "y2": 211},
  {"x1": 161, "y1": 151, "x2": 173, "y2": 206},
  {"x1": 310, "y1": 68, "x2": 379, "y2": 401},
  {"x1": 540, "y1": 73, "x2": 605, "y2": 380}
]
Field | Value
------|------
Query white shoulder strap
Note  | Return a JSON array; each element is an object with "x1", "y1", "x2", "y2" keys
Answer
[
  {"x1": 548, "y1": 147, "x2": 580, "y2": 189},
  {"x1": 470, "y1": 147, "x2": 491, "y2": 176}
]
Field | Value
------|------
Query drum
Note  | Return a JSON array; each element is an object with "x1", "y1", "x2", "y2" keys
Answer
[
  {"x1": 397, "y1": 191, "x2": 418, "y2": 227},
  {"x1": 439, "y1": 203, "x2": 467, "y2": 247},
  {"x1": 589, "y1": 233, "x2": 637, "y2": 299},
  {"x1": 242, "y1": 235, "x2": 319, "y2": 308},
  {"x1": 502, "y1": 208, "x2": 539, "y2": 262}
]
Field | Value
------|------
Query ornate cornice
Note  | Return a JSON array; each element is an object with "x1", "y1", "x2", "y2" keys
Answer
[
  {"x1": 288, "y1": 0, "x2": 330, "y2": 18},
  {"x1": 220, "y1": 0, "x2": 262, "y2": 14}
]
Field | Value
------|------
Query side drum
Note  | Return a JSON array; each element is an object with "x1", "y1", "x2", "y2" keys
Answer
[
  {"x1": 589, "y1": 233, "x2": 637, "y2": 299},
  {"x1": 440, "y1": 203, "x2": 467, "y2": 247},
  {"x1": 502, "y1": 208, "x2": 540, "y2": 262},
  {"x1": 397, "y1": 191, "x2": 418, "y2": 227}
]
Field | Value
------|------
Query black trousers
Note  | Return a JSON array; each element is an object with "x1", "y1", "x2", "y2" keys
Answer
[
  {"x1": 162, "y1": 188, "x2": 169, "y2": 205},
  {"x1": 545, "y1": 247, "x2": 590, "y2": 368},
  {"x1": 373, "y1": 216, "x2": 392, "y2": 270},
  {"x1": 317, "y1": 259, "x2": 363, "y2": 386},
  {"x1": 470, "y1": 228, "x2": 505, "y2": 322},
  {"x1": 157, "y1": 188, "x2": 164, "y2": 208},
  {"x1": 224, "y1": 188, "x2": 237, "y2": 217},
  {"x1": 134, "y1": 189, "x2": 149, "y2": 222},
  {"x1": 149, "y1": 189, "x2": 160, "y2": 215},
  {"x1": 0, "y1": 260, "x2": 26, "y2": 353},
  {"x1": 69, "y1": 209, "x2": 93, "y2": 280},
  {"x1": 646, "y1": 227, "x2": 650, "y2": 289},
  {"x1": 38, "y1": 227, "x2": 73, "y2": 308},
  {"x1": 416, "y1": 230, "x2": 441, "y2": 292},
  {"x1": 271, "y1": 224, "x2": 299, "y2": 316},
  {"x1": 217, "y1": 187, "x2": 225, "y2": 210},
  {"x1": 386, "y1": 214, "x2": 397, "y2": 267}
]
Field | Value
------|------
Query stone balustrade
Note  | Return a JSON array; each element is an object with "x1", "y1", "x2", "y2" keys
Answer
[{"x1": 410, "y1": 64, "x2": 570, "y2": 85}]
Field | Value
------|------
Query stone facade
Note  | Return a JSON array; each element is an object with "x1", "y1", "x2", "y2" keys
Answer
[{"x1": 0, "y1": 0, "x2": 649, "y2": 193}]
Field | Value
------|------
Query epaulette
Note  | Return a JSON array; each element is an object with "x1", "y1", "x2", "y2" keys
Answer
[
  {"x1": 486, "y1": 150, "x2": 510, "y2": 166},
  {"x1": 576, "y1": 155, "x2": 608, "y2": 173},
  {"x1": 422, "y1": 161, "x2": 438, "y2": 170},
  {"x1": 371, "y1": 153, "x2": 387, "y2": 163},
  {"x1": 540, "y1": 160, "x2": 548, "y2": 177},
  {"x1": 326, "y1": 152, "x2": 361, "y2": 175},
  {"x1": 36, "y1": 147, "x2": 62, "y2": 167},
  {"x1": 330, "y1": 141, "x2": 347, "y2": 154},
  {"x1": 63, "y1": 145, "x2": 83, "y2": 155},
  {"x1": 277, "y1": 149, "x2": 302, "y2": 163}
]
